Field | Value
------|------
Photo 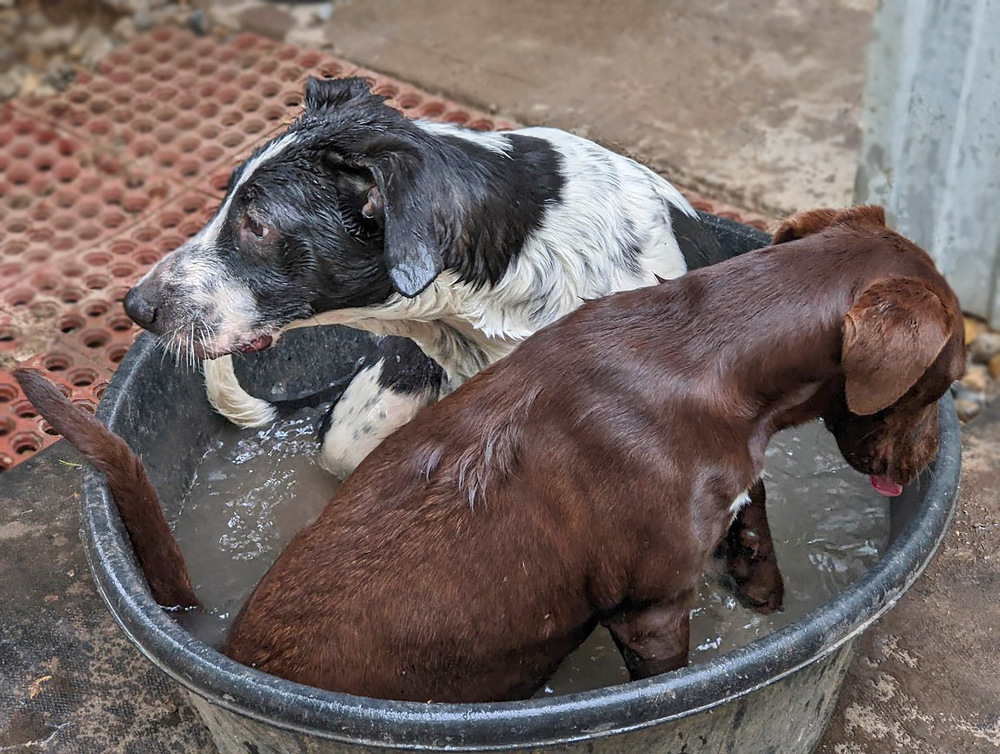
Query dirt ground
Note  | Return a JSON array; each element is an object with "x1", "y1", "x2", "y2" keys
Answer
[
  {"x1": 2, "y1": 1, "x2": 999, "y2": 750},
  {"x1": 819, "y1": 402, "x2": 1000, "y2": 753}
]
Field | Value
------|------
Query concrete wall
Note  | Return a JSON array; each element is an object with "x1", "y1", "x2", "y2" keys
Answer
[{"x1": 855, "y1": 0, "x2": 1000, "y2": 325}]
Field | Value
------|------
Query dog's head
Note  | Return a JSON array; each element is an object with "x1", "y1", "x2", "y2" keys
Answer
[
  {"x1": 775, "y1": 206, "x2": 966, "y2": 495},
  {"x1": 123, "y1": 77, "x2": 523, "y2": 360}
]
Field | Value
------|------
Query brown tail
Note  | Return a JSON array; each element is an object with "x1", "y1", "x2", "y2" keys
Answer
[{"x1": 14, "y1": 369, "x2": 198, "y2": 609}]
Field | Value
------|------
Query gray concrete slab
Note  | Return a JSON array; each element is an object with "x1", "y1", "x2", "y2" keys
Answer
[
  {"x1": 207, "y1": 0, "x2": 876, "y2": 217},
  {"x1": 0, "y1": 447, "x2": 215, "y2": 753}
]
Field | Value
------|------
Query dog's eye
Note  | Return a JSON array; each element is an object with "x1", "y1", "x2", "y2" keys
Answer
[{"x1": 244, "y1": 215, "x2": 269, "y2": 240}]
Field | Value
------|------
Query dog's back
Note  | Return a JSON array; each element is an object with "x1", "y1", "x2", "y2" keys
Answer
[{"x1": 227, "y1": 208, "x2": 964, "y2": 701}]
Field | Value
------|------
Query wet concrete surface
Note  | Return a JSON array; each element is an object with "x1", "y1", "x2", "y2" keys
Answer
[{"x1": 0, "y1": 446, "x2": 213, "y2": 753}]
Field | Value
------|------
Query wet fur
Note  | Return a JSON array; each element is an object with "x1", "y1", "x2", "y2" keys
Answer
[
  {"x1": 13, "y1": 370, "x2": 197, "y2": 609},
  {"x1": 122, "y1": 77, "x2": 719, "y2": 429},
  {"x1": 18, "y1": 206, "x2": 964, "y2": 703}
]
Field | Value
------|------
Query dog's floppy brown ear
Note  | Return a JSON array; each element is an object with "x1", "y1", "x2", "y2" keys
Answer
[
  {"x1": 772, "y1": 205, "x2": 886, "y2": 245},
  {"x1": 842, "y1": 277, "x2": 953, "y2": 415}
]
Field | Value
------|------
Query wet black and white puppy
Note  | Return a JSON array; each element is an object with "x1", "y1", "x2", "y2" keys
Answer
[{"x1": 123, "y1": 76, "x2": 725, "y2": 475}]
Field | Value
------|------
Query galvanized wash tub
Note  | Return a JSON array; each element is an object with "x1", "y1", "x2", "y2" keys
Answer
[{"x1": 81, "y1": 216, "x2": 961, "y2": 753}]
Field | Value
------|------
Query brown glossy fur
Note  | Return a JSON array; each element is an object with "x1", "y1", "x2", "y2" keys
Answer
[
  {"x1": 14, "y1": 369, "x2": 197, "y2": 609},
  {"x1": 16, "y1": 205, "x2": 965, "y2": 703}
]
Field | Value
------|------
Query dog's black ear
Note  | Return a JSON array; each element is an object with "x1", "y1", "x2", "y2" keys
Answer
[
  {"x1": 324, "y1": 114, "x2": 457, "y2": 298},
  {"x1": 305, "y1": 76, "x2": 380, "y2": 112},
  {"x1": 366, "y1": 157, "x2": 451, "y2": 297}
]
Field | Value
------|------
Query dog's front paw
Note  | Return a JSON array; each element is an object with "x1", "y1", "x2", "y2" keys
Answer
[
  {"x1": 723, "y1": 487, "x2": 785, "y2": 614},
  {"x1": 729, "y1": 553, "x2": 785, "y2": 615}
]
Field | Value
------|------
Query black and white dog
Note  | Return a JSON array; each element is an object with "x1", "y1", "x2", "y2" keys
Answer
[{"x1": 124, "y1": 77, "x2": 725, "y2": 476}]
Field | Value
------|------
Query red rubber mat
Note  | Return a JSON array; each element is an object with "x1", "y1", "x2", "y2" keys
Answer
[{"x1": 0, "y1": 26, "x2": 770, "y2": 472}]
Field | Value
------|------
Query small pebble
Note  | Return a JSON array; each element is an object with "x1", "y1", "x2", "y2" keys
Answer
[
  {"x1": 961, "y1": 364, "x2": 989, "y2": 394},
  {"x1": 239, "y1": 5, "x2": 296, "y2": 41},
  {"x1": 964, "y1": 315, "x2": 988, "y2": 345},
  {"x1": 989, "y1": 353, "x2": 1000, "y2": 381},
  {"x1": 112, "y1": 16, "x2": 136, "y2": 41},
  {"x1": 951, "y1": 381, "x2": 982, "y2": 403},
  {"x1": 187, "y1": 9, "x2": 210, "y2": 36},
  {"x1": 33, "y1": 23, "x2": 79, "y2": 52},
  {"x1": 0, "y1": 70, "x2": 23, "y2": 101},
  {"x1": 955, "y1": 398, "x2": 982, "y2": 423},
  {"x1": 20, "y1": 72, "x2": 39, "y2": 96},
  {"x1": 133, "y1": 10, "x2": 157, "y2": 32},
  {"x1": 76, "y1": 25, "x2": 114, "y2": 67},
  {"x1": 315, "y1": 3, "x2": 334, "y2": 22},
  {"x1": 24, "y1": 11, "x2": 47, "y2": 32},
  {"x1": 969, "y1": 332, "x2": 1000, "y2": 363},
  {"x1": 105, "y1": 0, "x2": 156, "y2": 10}
]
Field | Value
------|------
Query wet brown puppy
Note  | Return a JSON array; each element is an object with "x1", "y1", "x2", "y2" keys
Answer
[{"x1": 17, "y1": 205, "x2": 965, "y2": 703}]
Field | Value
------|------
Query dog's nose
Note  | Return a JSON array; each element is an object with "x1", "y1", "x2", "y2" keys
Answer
[{"x1": 123, "y1": 287, "x2": 159, "y2": 330}]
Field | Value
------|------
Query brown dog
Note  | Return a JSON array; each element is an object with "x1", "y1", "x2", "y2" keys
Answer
[{"x1": 17, "y1": 205, "x2": 964, "y2": 703}]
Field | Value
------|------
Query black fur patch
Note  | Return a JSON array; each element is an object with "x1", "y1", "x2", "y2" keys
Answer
[
  {"x1": 668, "y1": 203, "x2": 728, "y2": 271},
  {"x1": 437, "y1": 133, "x2": 564, "y2": 288},
  {"x1": 374, "y1": 337, "x2": 445, "y2": 395}
]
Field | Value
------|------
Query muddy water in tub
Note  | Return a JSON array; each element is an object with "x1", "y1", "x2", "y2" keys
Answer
[{"x1": 173, "y1": 415, "x2": 888, "y2": 695}]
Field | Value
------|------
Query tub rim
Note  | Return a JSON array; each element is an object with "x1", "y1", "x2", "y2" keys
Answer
[{"x1": 80, "y1": 219, "x2": 962, "y2": 751}]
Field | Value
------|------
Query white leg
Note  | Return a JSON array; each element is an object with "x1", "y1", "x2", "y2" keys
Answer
[{"x1": 319, "y1": 360, "x2": 438, "y2": 477}]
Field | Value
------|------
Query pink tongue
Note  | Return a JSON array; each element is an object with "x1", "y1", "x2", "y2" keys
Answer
[
  {"x1": 870, "y1": 475, "x2": 903, "y2": 497},
  {"x1": 239, "y1": 335, "x2": 273, "y2": 354}
]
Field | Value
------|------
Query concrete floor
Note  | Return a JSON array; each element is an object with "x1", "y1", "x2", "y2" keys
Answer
[
  {"x1": 819, "y1": 401, "x2": 1000, "y2": 753},
  {"x1": 207, "y1": 0, "x2": 876, "y2": 218}
]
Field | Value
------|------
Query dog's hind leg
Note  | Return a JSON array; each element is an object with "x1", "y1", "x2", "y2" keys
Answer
[
  {"x1": 605, "y1": 592, "x2": 693, "y2": 679},
  {"x1": 722, "y1": 478, "x2": 785, "y2": 614},
  {"x1": 318, "y1": 337, "x2": 445, "y2": 477},
  {"x1": 203, "y1": 355, "x2": 278, "y2": 428}
]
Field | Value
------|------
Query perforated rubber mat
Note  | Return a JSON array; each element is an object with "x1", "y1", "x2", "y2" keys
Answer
[{"x1": 0, "y1": 26, "x2": 769, "y2": 472}]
